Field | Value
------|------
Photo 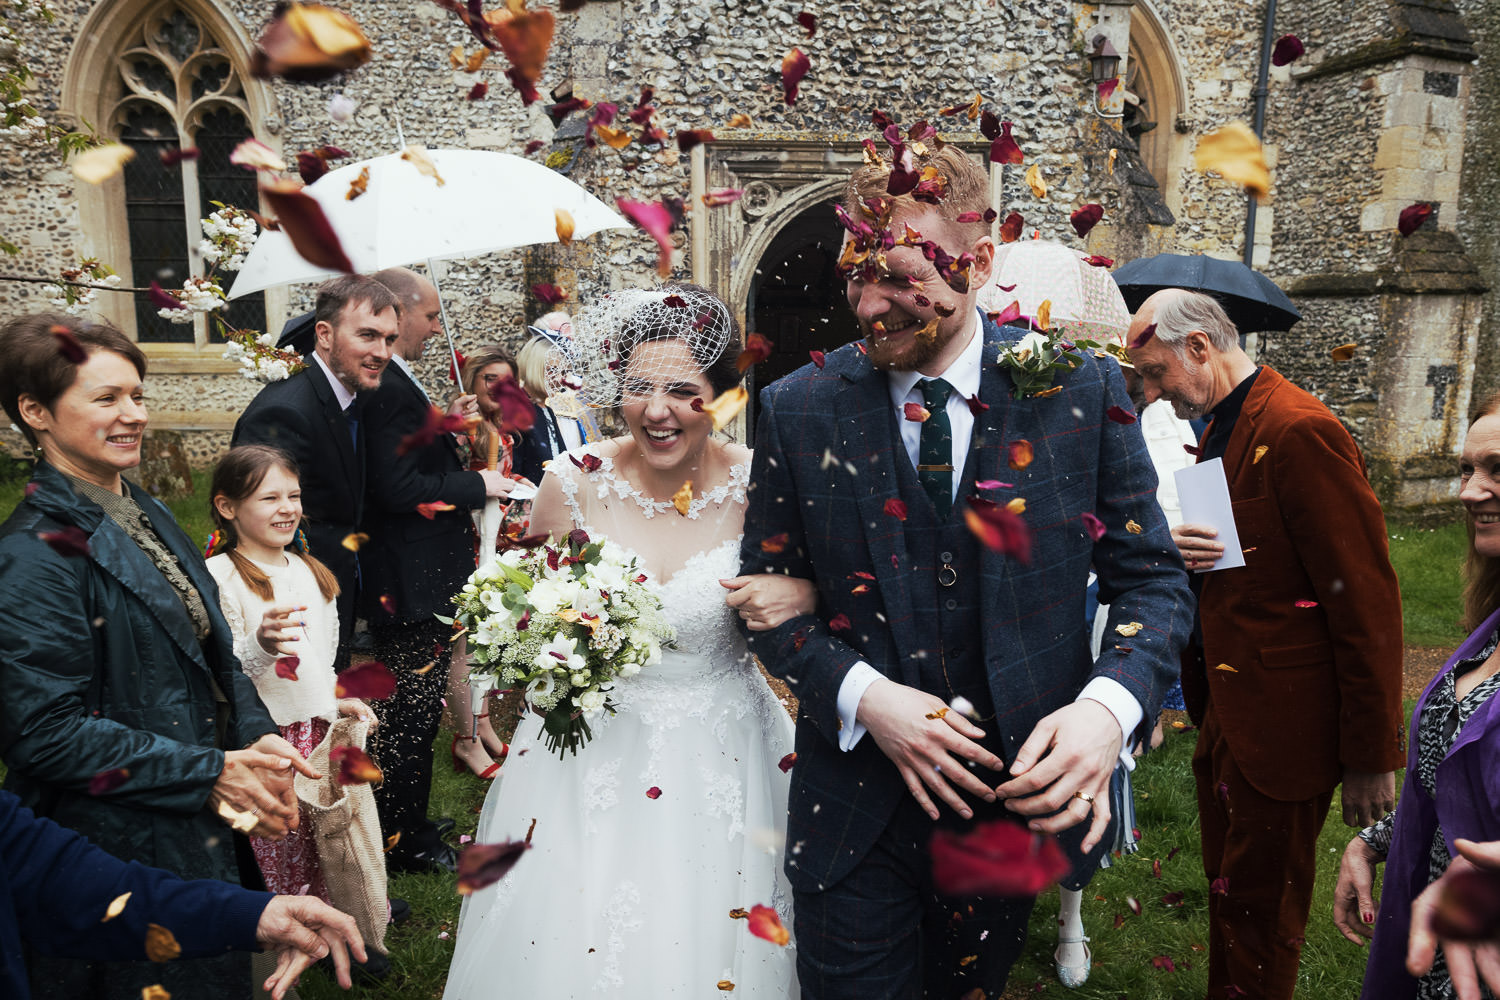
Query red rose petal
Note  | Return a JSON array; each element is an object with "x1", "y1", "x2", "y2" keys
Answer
[
  {"x1": 275, "y1": 656, "x2": 300, "y2": 681},
  {"x1": 747, "y1": 903, "x2": 791, "y2": 945},
  {"x1": 455, "y1": 840, "x2": 530, "y2": 895},
  {"x1": 1398, "y1": 202, "x2": 1433, "y2": 237},
  {"x1": 1106, "y1": 405, "x2": 1137, "y2": 425},
  {"x1": 883, "y1": 498, "x2": 908, "y2": 522},
  {"x1": 930, "y1": 820, "x2": 1069, "y2": 896},
  {"x1": 1007, "y1": 439, "x2": 1034, "y2": 470},
  {"x1": 645, "y1": 786, "x2": 663, "y2": 799},
  {"x1": 1270, "y1": 33, "x2": 1305, "y2": 67},
  {"x1": 335, "y1": 660, "x2": 397, "y2": 700},
  {"x1": 1081, "y1": 511, "x2": 1106, "y2": 542},
  {"x1": 777, "y1": 752, "x2": 796, "y2": 773},
  {"x1": 809, "y1": 350, "x2": 826, "y2": 369},
  {"x1": 781, "y1": 48, "x2": 811, "y2": 105},
  {"x1": 963, "y1": 497, "x2": 1032, "y2": 563},
  {"x1": 260, "y1": 179, "x2": 355, "y2": 273},
  {"x1": 1128, "y1": 322, "x2": 1157, "y2": 350},
  {"x1": 89, "y1": 767, "x2": 130, "y2": 796},
  {"x1": 998, "y1": 211, "x2": 1024, "y2": 244},
  {"x1": 39, "y1": 526, "x2": 90, "y2": 558},
  {"x1": 1070, "y1": 203, "x2": 1104, "y2": 238},
  {"x1": 796, "y1": 11, "x2": 816, "y2": 37},
  {"x1": 330, "y1": 745, "x2": 382, "y2": 785},
  {"x1": 736, "y1": 333, "x2": 774, "y2": 372},
  {"x1": 616, "y1": 197, "x2": 677, "y2": 277},
  {"x1": 828, "y1": 613, "x2": 852, "y2": 632}
]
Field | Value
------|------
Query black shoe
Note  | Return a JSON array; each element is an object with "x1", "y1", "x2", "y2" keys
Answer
[
  {"x1": 387, "y1": 841, "x2": 458, "y2": 874},
  {"x1": 433, "y1": 816, "x2": 456, "y2": 837},
  {"x1": 388, "y1": 897, "x2": 411, "y2": 925}
]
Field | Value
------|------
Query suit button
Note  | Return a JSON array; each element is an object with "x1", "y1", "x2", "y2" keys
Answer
[
  {"x1": 940, "y1": 551, "x2": 954, "y2": 562},
  {"x1": 945, "y1": 599, "x2": 958, "y2": 611}
]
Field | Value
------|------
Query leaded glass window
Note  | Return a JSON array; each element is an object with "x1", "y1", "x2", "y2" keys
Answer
[{"x1": 108, "y1": 3, "x2": 265, "y2": 345}]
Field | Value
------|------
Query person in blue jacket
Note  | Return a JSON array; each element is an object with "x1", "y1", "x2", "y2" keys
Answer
[{"x1": 0, "y1": 789, "x2": 366, "y2": 1000}]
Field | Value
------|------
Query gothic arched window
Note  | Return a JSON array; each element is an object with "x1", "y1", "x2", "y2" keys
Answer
[{"x1": 97, "y1": 2, "x2": 267, "y2": 344}]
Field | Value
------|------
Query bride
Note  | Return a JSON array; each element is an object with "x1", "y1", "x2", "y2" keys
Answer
[{"x1": 443, "y1": 285, "x2": 812, "y2": 998}]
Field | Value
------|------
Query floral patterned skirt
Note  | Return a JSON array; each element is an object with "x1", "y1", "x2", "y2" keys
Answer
[{"x1": 250, "y1": 716, "x2": 331, "y2": 901}]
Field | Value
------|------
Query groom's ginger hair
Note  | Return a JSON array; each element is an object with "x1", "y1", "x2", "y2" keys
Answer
[{"x1": 843, "y1": 143, "x2": 990, "y2": 245}]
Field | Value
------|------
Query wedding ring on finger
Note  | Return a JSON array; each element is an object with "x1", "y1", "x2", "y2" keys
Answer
[{"x1": 1073, "y1": 791, "x2": 1095, "y2": 805}]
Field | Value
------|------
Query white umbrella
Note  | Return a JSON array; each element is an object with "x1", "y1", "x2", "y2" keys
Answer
[
  {"x1": 229, "y1": 148, "x2": 629, "y2": 298},
  {"x1": 975, "y1": 239, "x2": 1132, "y2": 343}
]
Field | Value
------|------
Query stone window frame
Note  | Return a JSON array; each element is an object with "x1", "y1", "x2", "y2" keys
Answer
[{"x1": 62, "y1": 0, "x2": 288, "y2": 371}]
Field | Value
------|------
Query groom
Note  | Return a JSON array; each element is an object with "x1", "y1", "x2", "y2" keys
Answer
[{"x1": 737, "y1": 144, "x2": 1194, "y2": 998}]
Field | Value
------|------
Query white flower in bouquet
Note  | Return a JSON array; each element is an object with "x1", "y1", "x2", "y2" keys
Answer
[
  {"x1": 575, "y1": 689, "x2": 607, "y2": 716},
  {"x1": 536, "y1": 634, "x2": 585, "y2": 675},
  {"x1": 529, "y1": 575, "x2": 583, "y2": 616}
]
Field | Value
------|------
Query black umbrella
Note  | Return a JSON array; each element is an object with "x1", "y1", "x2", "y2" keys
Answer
[
  {"x1": 1111, "y1": 253, "x2": 1301, "y2": 333},
  {"x1": 276, "y1": 309, "x2": 317, "y2": 355}
]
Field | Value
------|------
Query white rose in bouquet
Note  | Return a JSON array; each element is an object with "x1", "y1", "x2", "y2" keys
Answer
[{"x1": 575, "y1": 688, "x2": 607, "y2": 716}]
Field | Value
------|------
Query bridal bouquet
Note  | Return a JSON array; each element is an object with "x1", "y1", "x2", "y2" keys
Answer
[{"x1": 445, "y1": 529, "x2": 674, "y2": 758}]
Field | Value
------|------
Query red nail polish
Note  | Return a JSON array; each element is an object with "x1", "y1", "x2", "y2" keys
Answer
[{"x1": 1363, "y1": 912, "x2": 1372, "y2": 923}]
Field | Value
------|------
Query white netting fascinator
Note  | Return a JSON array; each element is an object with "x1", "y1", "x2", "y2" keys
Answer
[{"x1": 569, "y1": 285, "x2": 736, "y2": 409}]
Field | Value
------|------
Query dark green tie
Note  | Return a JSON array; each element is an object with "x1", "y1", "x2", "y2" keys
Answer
[{"x1": 917, "y1": 378, "x2": 954, "y2": 517}]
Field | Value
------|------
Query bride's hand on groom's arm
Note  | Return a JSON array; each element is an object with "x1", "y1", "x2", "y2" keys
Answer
[
  {"x1": 856, "y1": 679, "x2": 1005, "y2": 822},
  {"x1": 994, "y1": 700, "x2": 1121, "y2": 853},
  {"x1": 720, "y1": 575, "x2": 818, "y2": 631}
]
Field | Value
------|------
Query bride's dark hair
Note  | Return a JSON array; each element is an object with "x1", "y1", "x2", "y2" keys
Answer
[{"x1": 619, "y1": 283, "x2": 744, "y2": 396}]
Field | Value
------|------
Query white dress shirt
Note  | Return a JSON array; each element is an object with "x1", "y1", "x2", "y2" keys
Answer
[
  {"x1": 312, "y1": 351, "x2": 356, "y2": 412},
  {"x1": 834, "y1": 318, "x2": 1143, "y2": 756}
]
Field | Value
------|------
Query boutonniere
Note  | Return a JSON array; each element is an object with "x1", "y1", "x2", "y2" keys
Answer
[{"x1": 996, "y1": 328, "x2": 1101, "y2": 399}]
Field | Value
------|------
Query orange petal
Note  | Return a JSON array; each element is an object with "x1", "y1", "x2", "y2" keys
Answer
[
  {"x1": 145, "y1": 923, "x2": 182, "y2": 963},
  {"x1": 746, "y1": 903, "x2": 791, "y2": 946},
  {"x1": 1253, "y1": 445, "x2": 1269, "y2": 464},
  {"x1": 672, "y1": 480, "x2": 694, "y2": 517},
  {"x1": 341, "y1": 531, "x2": 369, "y2": 551},
  {"x1": 1330, "y1": 343, "x2": 1356, "y2": 361},
  {"x1": 1193, "y1": 122, "x2": 1271, "y2": 200},
  {"x1": 1024, "y1": 163, "x2": 1047, "y2": 199},
  {"x1": 554, "y1": 208, "x2": 575, "y2": 245},
  {"x1": 102, "y1": 892, "x2": 131, "y2": 923},
  {"x1": 701, "y1": 386, "x2": 749, "y2": 431}
]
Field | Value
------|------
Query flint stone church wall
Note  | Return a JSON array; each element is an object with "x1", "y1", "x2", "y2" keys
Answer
[{"x1": 0, "y1": 0, "x2": 1489, "y2": 512}]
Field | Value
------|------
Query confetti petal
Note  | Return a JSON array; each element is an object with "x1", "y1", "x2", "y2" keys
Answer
[
  {"x1": 963, "y1": 498, "x2": 1032, "y2": 562},
  {"x1": 456, "y1": 840, "x2": 530, "y2": 894},
  {"x1": 1193, "y1": 122, "x2": 1271, "y2": 199},
  {"x1": 676, "y1": 128, "x2": 716, "y2": 153},
  {"x1": 701, "y1": 386, "x2": 749, "y2": 431},
  {"x1": 145, "y1": 923, "x2": 182, "y2": 963},
  {"x1": 1115, "y1": 622, "x2": 1143, "y2": 637},
  {"x1": 809, "y1": 350, "x2": 826, "y2": 369},
  {"x1": 998, "y1": 211, "x2": 1023, "y2": 243},
  {"x1": 616, "y1": 197, "x2": 677, "y2": 277},
  {"x1": 72, "y1": 143, "x2": 137, "y2": 185},
  {"x1": 1007, "y1": 440, "x2": 1034, "y2": 470},
  {"x1": 828, "y1": 613, "x2": 852, "y2": 632},
  {"x1": 903, "y1": 402, "x2": 931, "y2": 422},
  {"x1": 250, "y1": 2, "x2": 372, "y2": 81},
  {"x1": 672, "y1": 480, "x2": 694, "y2": 517},
  {"x1": 89, "y1": 767, "x2": 130, "y2": 795},
  {"x1": 1106, "y1": 405, "x2": 1137, "y2": 425},
  {"x1": 401, "y1": 145, "x2": 446, "y2": 186},
  {"x1": 1294, "y1": 599, "x2": 1319, "y2": 608},
  {"x1": 646, "y1": 786, "x2": 663, "y2": 799},
  {"x1": 930, "y1": 820, "x2": 1070, "y2": 896},
  {"x1": 103, "y1": 892, "x2": 131, "y2": 922},
  {"x1": 330, "y1": 745, "x2": 382, "y2": 785},
  {"x1": 781, "y1": 48, "x2": 811, "y2": 105},
  {"x1": 1215, "y1": 662, "x2": 1238, "y2": 673},
  {"x1": 1329, "y1": 343, "x2": 1357, "y2": 361},
  {"x1": 1070, "y1": 203, "x2": 1104, "y2": 237},
  {"x1": 342, "y1": 531, "x2": 369, "y2": 551},
  {"x1": 335, "y1": 660, "x2": 397, "y2": 700},
  {"x1": 39, "y1": 526, "x2": 91, "y2": 558},
  {"x1": 989, "y1": 121, "x2": 1024, "y2": 165},
  {"x1": 1129, "y1": 323, "x2": 1157, "y2": 350},
  {"x1": 1270, "y1": 33, "x2": 1305, "y2": 66},
  {"x1": 760, "y1": 533, "x2": 790, "y2": 553},
  {"x1": 778, "y1": 752, "x2": 796, "y2": 773},
  {"x1": 884, "y1": 498, "x2": 909, "y2": 521},
  {"x1": 1081, "y1": 511, "x2": 1106, "y2": 542},
  {"x1": 274, "y1": 656, "x2": 300, "y2": 680},
  {"x1": 796, "y1": 11, "x2": 816, "y2": 37},
  {"x1": 1024, "y1": 163, "x2": 1047, "y2": 199},
  {"x1": 50, "y1": 325, "x2": 89, "y2": 363},
  {"x1": 1398, "y1": 203, "x2": 1433, "y2": 236},
  {"x1": 747, "y1": 904, "x2": 791, "y2": 945},
  {"x1": 532, "y1": 282, "x2": 567, "y2": 306},
  {"x1": 260, "y1": 179, "x2": 355, "y2": 273},
  {"x1": 417, "y1": 501, "x2": 457, "y2": 519},
  {"x1": 1253, "y1": 445, "x2": 1269, "y2": 464},
  {"x1": 736, "y1": 333, "x2": 774, "y2": 372},
  {"x1": 702, "y1": 187, "x2": 745, "y2": 208}
]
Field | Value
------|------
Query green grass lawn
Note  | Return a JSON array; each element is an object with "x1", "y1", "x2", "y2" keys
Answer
[{"x1": 0, "y1": 464, "x2": 1472, "y2": 997}]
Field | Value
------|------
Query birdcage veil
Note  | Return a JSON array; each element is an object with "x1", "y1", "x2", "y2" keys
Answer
[{"x1": 569, "y1": 285, "x2": 736, "y2": 409}]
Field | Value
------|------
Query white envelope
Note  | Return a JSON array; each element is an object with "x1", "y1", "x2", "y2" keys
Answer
[{"x1": 1172, "y1": 458, "x2": 1246, "y2": 572}]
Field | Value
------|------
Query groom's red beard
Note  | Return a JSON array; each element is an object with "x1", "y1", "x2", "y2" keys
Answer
[{"x1": 864, "y1": 314, "x2": 956, "y2": 372}]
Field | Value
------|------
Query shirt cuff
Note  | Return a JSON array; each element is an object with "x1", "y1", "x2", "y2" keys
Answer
[
  {"x1": 836, "y1": 661, "x2": 884, "y2": 751},
  {"x1": 1078, "y1": 677, "x2": 1143, "y2": 768}
]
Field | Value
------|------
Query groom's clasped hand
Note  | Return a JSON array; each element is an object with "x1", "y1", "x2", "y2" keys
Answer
[{"x1": 855, "y1": 678, "x2": 1121, "y2": 850}]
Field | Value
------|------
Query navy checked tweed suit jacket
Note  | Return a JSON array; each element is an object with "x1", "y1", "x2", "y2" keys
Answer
[{"x1": 739, "y1": 313, "x2": 1195, "y2": 891}]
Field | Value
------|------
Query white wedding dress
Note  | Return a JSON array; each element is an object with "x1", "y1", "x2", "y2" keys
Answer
[{"x1": 443, "y1": 444, "x2": 798, "y2": 998}]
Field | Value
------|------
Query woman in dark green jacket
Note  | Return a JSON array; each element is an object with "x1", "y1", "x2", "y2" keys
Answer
[{"x1": 0, "y1": 314, "x2": 317, "y2": 1000}]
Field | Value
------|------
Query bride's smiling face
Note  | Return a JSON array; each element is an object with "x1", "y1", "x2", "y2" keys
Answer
[{"x1": 619, "y1": 338, "x2": 716, "y2": 472}]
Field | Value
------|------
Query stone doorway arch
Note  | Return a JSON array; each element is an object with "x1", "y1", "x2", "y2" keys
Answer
[{"x1": 746, "y1": 199, "x2": 860, "y2": 397}]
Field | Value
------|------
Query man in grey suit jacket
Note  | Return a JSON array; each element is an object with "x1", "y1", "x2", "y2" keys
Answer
[{"x1": 738, "y1": 144, "x2": 1194, "y2": 998}]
